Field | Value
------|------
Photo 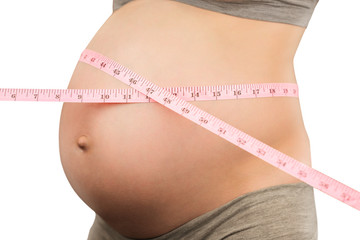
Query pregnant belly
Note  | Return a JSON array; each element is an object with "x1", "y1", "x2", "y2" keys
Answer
[{"x1": 58, "y1": 0, "x2": 312, "y2": 238}]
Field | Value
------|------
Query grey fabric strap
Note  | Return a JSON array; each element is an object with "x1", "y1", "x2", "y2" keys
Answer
[
  {"x1": 112, "y1": 0, "x2": 319, "y2": 28},
  {"x1": 88, "y1": 182, "x2": 318, "y2": 240}
]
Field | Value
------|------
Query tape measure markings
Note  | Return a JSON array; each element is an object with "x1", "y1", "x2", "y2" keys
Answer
[
  {"x1": 0, "y1": 48, "x2": 359, "y2": 211},
  {"x1": 0, "y1": 83, "x2": 298, "y2": 103}
]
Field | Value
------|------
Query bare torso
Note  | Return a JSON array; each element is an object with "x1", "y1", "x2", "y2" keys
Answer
[{"x1": 59, "y1": 0, "x2": 312, "y2": 238}]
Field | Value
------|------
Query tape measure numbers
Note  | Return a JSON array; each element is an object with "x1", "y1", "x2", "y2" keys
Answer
[
  {"x1": 0, "y1": 83, "x2": 298, "y2": 103},
  {"x1": 1, "y1": 48, "x2": 359, "y2": 211}
]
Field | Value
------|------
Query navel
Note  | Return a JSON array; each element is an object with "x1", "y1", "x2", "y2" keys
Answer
[{"x1": 77, "y1": 135, "x2": 89, "y2": 151}]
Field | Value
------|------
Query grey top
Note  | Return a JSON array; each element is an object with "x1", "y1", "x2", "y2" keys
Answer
[
  {"x1": 88, "y1": 182, "x2": 318, "y2": 240},
  {"x1": 113, "y1": 0, "x2": 319, "y2": 28}
]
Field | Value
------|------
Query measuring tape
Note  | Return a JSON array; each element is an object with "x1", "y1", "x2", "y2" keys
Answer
[
  {"x1": 1, "y1": 48, "x2": 359, "y2": 211},
  {"x1": 0, "y1": 82, "x2": 298, "y2": 103}
]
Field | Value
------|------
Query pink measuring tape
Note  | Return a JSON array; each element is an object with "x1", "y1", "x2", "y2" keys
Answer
[{"x1": 1, "y1": 48, "x2": 359, "y2": 211}]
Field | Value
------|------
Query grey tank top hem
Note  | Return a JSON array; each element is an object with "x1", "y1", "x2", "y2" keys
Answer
[
  {"x1": 88, "y1": 182, "x2": 318, "y2": 240},
  {"x1": 112, "y1": 0, "x2": 319, "y2": 28}
]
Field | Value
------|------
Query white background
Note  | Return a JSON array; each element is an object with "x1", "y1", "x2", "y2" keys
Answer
[{"x1": 0, "y1": 0, "x2": 359, "y2": 239}]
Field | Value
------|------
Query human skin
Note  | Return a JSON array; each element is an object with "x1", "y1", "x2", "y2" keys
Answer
[{"x1": 59, "y1": 0, "x2": 311, "y2": 238}]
